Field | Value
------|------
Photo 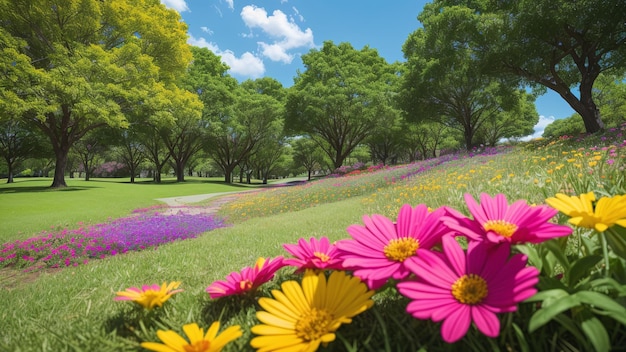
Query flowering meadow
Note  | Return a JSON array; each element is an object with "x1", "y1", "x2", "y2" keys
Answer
[
  {"x1": 0, "y1": 206, "x2": 227, "y2": 272},
  {"x1": 1, "y1": 125, "x2": 626, "y2": 351}
]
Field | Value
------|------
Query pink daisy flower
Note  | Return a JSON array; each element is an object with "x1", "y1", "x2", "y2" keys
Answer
[
  {"x1": 283, "y1": 236, "x2": 344, "y2": 272},
  {"x1": 335, "y1": 204, "x2": 454, "y2": 290},
  {"x1": 397, "y1": 236, "x2": 539, "y2": 343},
  {"x1": 206, "y1": 256, "x2": 286, "y2": 298},
  {"x1": 444, "y1": 193, "x2": 572, "y2": 244}
]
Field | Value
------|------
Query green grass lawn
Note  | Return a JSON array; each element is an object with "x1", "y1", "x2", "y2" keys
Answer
[{"x1": 0, "y1": 177, "x2": 256, "y2": 243}]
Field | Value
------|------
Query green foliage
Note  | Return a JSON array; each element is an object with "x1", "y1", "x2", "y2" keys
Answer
[
  {"x1": 0, "y1": 0, "x2": 193, "y2": 187},
  {"x1": 431, "y1": 0, "x2": 626, "y2": 133},
  {"x1": 285, "y1": 41, "x2": 398, "y2": 169},
  {"x1": 542, "y1": 115, "x2": 586, "y2": 139},
  {"x1": 401, "y1": 6, "x2": 531, "y2": 150}
]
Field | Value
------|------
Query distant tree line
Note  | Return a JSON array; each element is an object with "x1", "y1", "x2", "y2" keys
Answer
[{"x1": 1, "y1": 0, "x2": 624, "y2": 186}]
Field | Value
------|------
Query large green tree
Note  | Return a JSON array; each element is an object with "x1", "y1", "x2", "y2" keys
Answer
[
  {"x1": 430, "y1": 0, "x2": 626, "y2": 133},
  {"x1": 285, "y1": 41, "x2": 397, "y2": 169},
  {"x1": 0, "y1": 119, "x2": 50, "y2": 182},
  {"x1": 401, "y1": 8, "x2": 526, "y2": 150},
  {"x1": 0, "y1": 0, "x2": 191, "y2": 187}
]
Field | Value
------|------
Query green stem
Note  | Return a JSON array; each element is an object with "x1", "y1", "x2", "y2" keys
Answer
[{"x1": 600, "y1": 231, "x2": 610, "y2": 277}]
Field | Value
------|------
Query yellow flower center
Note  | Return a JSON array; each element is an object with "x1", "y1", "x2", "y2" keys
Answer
[
  {"x1": 483, "y1": 220, "x2": 518, "y2": 238},
  {"x1": 451, "y1": 274, "x2": 488, "y2": 305},
  {"x1": 295, "y1": 308, "x2": 333, "y2": 341},
  {"x1": 239, "y1": 280, "x2": 253, "y2": 291},
  {"x1": 314, "y1": 251, "x2": 330, "y2": 262},
  {"x1": 137, "y1": 290, "x2": 164, "y2": 309},
  {"x1": 383, "y1": 237, "x2": 419, "y2": 262},
  {"x1": 183, "y1": 340, "x2": 210, "y2": 352}
]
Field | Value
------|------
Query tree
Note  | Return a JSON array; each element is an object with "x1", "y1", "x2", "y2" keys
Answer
[
  {"x1": 430, "y1": 0, "x2": 626, "y2": 133},
  {"x1": 0, "y1": 119, "x2": 49, "y2": 182},
  {"x1": 112, "y1": 128, "x2": 145, "y2": 183},
  {"x1": 593, "y1": 72, "x2": 626, "y2": 127},
  {"x1": 0, "y1": 0, "x2": 191, "y2": 187},
  {"x1": 159, "y1": 87, "x2": 203, "y2": 182},
  {"x1": 292, "y1": 137, "x2": 326, "y2": 181},
  {"x1": 542, "y1": 114, "x2": 585, "y2": 139},
  {"x1": 72, "y1": 130, "x2": 108, "y2": 181},
  {"x1": 401, "y1": 6, "x2": 527, "y2": 150},
  {"x1": 285, "y1": 41, "x2": 397, "y2": 169},
  {"x1": 476, "y1": 91, "x2": 539, "y2": 146},
  {"x1": 249, "y1": 119, "x2": 286, "y2": 184},
  {"x1": 402, "y1": 120, "x2": 458, "y2": 161}
]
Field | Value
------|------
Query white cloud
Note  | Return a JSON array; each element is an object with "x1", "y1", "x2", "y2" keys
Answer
[
  {"x1": 188, "y1": 35, "x2": 265, "y2": 79},
  {"x1": 240, "y1": 5, "x2": 315, "y2": 64},
  {"x1": 292, "y1": 7, "x2": 304, "y2": 22},
  {"x1": 160, "y1": 0, "x2": 189, "y2": 12},
  {"x1": 521, "y1": 115, "x2": 556, "y2": 141},
  {"x1": 200, "y1": 26, "x2": 213, "y2": 35},
  {"x1": 224, "y1": 0, "x2": 234, "y2": 10}
]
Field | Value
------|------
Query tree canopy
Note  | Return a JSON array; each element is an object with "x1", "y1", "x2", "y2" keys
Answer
[
  {"x1": 0, "y1": 0, "x2": 192, "y2": 187},
  {"x1": 429, "y1": 0, "x2": 626, "y2": 133},
  {"x1": 285, "y1": 41, "x2": 399, "y2": 169},
  {"x1": 401, "y1": 6, "x2": 533, "y2": 150}
]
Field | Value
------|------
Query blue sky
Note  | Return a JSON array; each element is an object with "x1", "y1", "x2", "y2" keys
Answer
[{"x1": 160, "y1": 0, "x2": 576, "y2": 137}]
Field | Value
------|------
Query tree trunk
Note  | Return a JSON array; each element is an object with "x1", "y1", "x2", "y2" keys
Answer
[
  {"x1": 154, "y1": 167, "x2": 162, "y2": 183},
  {"x1": 224, "y1": 167, "x2": 233, "y2": 183},
  {"x1": 176, "y1": 161, "x2": 185, "y2": 182},
  {"x1": 307, "y1": 169, "x2": 311, "y2": 181},
  {"x1": 6, "y1": 172, "x2": 13, "y2": 183},
  {"x1": 51, "y1": 148, "x2": 68, "y2": 188}
]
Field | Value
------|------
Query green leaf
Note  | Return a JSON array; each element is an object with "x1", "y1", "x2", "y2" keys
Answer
[
  {"x1": 524, "y1": 288, "x2": 570, "y2": 303},
  {"x1": 567, "y1": 255, "x2": 602, "y2": 287},
  {"x1": 511, "y1": 322, "x2": 530, "y2": 352},
  {"x1": 605, "y1": 227, "x2": 626, "y2": 260},
  {"x1": 574, "y1": 291, "x2": 626, "y2": 325},
  {"x1": 515, "y1": 244, "x2": 542, "y2": 271},
  {"x1": 529, "y1": 294, "x2": 581, "y2": 332},
  {"x1": 580, "y1": 314, "x2": 610, "y2": 352},
  {"x1": 543, "y1": 239, "x2": 570, "y2": 269}
]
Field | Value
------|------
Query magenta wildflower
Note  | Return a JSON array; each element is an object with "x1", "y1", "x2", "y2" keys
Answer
[
  {"x1": 397, "y1": 236, "x2": 539, "y2": 343},
  {"x1": 336, "y1": 204, "x2": 454, "y2": 289},
  {"x1": 206, "y1": 256, "x2": 286, "y2": 298},
  {"x1": 283, "y1": 237, "x2": 343, "y2": 272},
  {"x1": 444, "y1": 193, "x2": 572, "y2": 245}
]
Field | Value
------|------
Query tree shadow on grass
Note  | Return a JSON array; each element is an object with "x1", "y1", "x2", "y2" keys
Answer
[{"x1": 0, "y1": 185, "x2": 99, "y2": 194}]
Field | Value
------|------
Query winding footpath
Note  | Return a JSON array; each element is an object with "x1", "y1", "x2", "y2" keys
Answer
[{"x1": 154, "y1": 178, "x2": 308, "y2": 215}]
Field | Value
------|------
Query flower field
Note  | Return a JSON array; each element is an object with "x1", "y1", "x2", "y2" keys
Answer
[{"x1": 1, "y1": 125, "x2": 625, "y2": 351}]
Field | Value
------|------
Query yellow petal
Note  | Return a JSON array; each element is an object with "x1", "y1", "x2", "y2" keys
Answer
[
  {"x1": 250, "y1": 335, "x2": 306, "y2": 351},
  {"x1": 156, "y1": 330, "x2": 188, "y2": 350},
  {"x1": 256, "y1": 297, "x2": 299, "y2": 322},
  {"x1": 210, "y1": 325, "x2": 242, "y2": 351},
  {"x1": 280, "y1": 281, "x2": 310, "y2": 314},
  {"x1": 204, "y1": 321, "x2": 220, "y2": 340},
  {"x1": 140, "y1": 342, "x2": 178, "y2": 352},
  {"x1": 256, "y1": 311, "x2": 296, "y2": 329},
  {"x1": 251, "y1": 324, "x2": 297, "y2": 335},
  {"x1": 182, "y1": 323, "x2": 204, "y2": 345}
]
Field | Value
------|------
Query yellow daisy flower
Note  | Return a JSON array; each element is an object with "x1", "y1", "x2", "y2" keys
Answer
[
  {"x1": 545, "y1": 192, "x2": 626, "y2": 232},
  {"x1": 250, "y1": 270, "x2": 375, "y2": 352},
  {"x1": 141, "y1": 322, "x2": 242, "y2": 352},
  {"x1": 114, "y1": 281, "x2": 183, "y2": 310}
]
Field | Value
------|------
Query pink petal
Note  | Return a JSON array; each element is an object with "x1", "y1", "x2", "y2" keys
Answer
[
  {"x1": 472, "y1": 306, "x2": 501, "y2": 338},
  {"x1": 440, "y1": 305, "x2": 471, "y2": 343}
]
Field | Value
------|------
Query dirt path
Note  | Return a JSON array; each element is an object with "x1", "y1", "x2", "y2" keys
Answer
[{"x1": 154, "y1": 178, "x2": 308, "y2": 215}]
